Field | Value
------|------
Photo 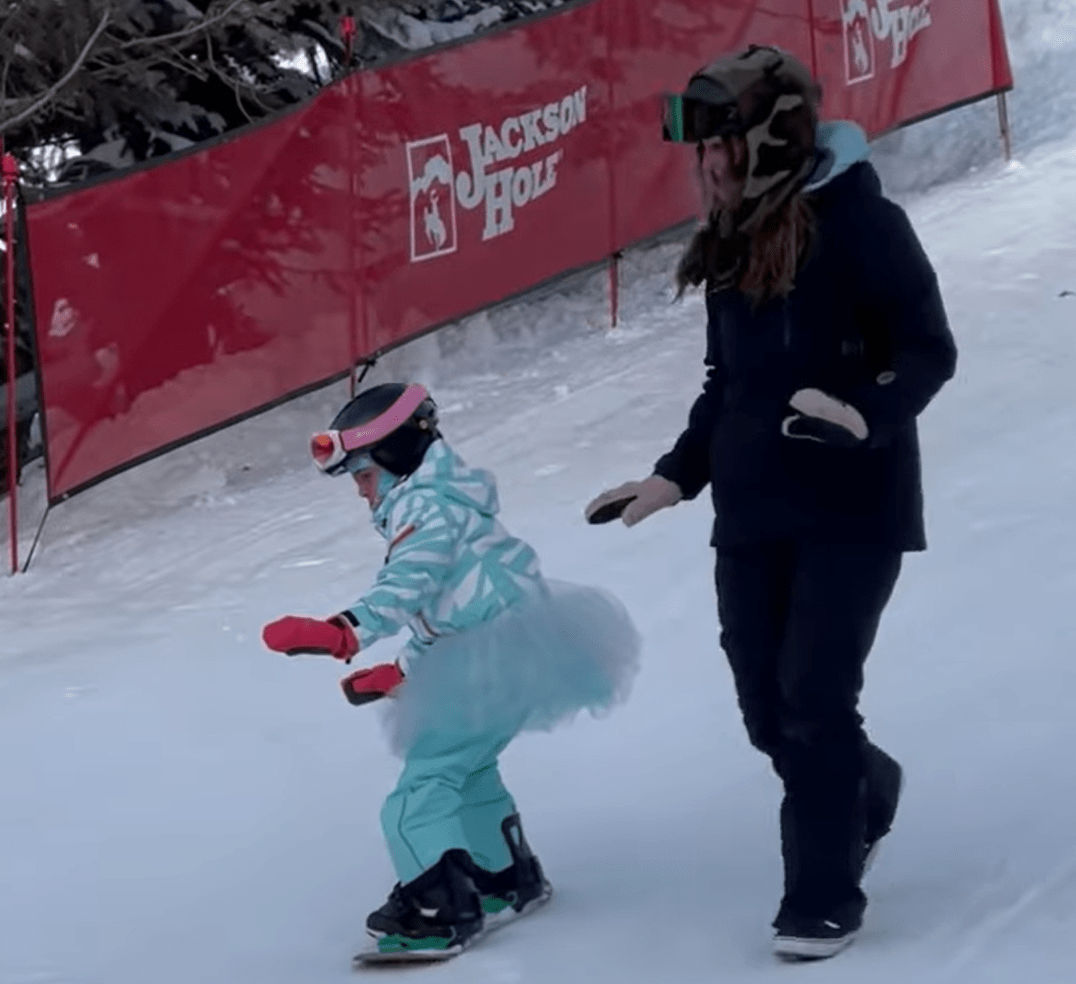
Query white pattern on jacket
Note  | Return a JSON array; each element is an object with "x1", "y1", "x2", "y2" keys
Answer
[{"x1": 343, "y1": 440, "x2": 545, "y2": 671}]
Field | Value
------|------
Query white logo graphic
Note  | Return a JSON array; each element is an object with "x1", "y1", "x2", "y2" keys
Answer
[
  {"x1": 844, "y1": 10, "x2": 876, "y2": 84},
  {"x1": 406, "y1": 86, "x2": 587, "y2": 261},
  {"x1": 842, "y1": 0, "x2": 932, "y2": 85},
  {"x1": 406, "y1": 136, "x2": 458, "y2": 262}
]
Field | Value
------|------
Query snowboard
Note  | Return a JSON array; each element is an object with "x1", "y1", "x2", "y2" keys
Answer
[{"x1": 352, "y1": 886, "x2": 553, "y2": 968}]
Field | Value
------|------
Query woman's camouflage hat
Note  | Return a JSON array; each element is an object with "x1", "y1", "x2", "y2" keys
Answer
[{"x1": 668, "y1": 44, "x2": 821, "y2": 231}]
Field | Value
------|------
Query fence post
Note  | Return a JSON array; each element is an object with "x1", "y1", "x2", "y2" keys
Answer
[
  {"x1": 340, "y1": 14, "x2": 357, "y2": 68},
  {"x1": 997, "y1": 91, "x2": 1012, "y2": 161},
  {"x1": 341, "y1": 31, "x2": 359, "y2": 398},
  {"x1": 3, "y1": 150, "x2": 19, "y2": 575},
  {"x1": 608, "y1": 251, "x2": 621, "y2": 329}
]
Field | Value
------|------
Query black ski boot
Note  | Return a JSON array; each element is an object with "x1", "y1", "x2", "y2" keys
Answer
[
  {"x1": 365, "y1": 849, "x2": 484, "y2": 957},
  {"x1": 470, "y1": 813, "x2": 552, "y2": 926}
]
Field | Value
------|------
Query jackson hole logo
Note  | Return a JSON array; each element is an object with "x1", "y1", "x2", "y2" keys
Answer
[
  {"x1": 842, "y1": 0, "x2": 932, "y2": 85},
  {"x1": 407, "y1": 136, "x2": 458, "y2": 263},
  {"x1": 406, "y1": 86, "x2": 587, "y2": 262}
]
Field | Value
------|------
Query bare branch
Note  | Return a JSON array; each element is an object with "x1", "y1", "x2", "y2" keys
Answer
[
  {"x1": 0, "y1": 52, "x2": 12, "y2": 110},
  {"x1": 230, "y1": 72, "x2": 254, "y2": 123},
  {"x1": 206, "y1": 55, "x2": 275, "y2": 116},
  {"x1": 90, "y1": 49, "x2": 211, "y2": 84},
  {"x1": 0, "y1": 8, "x2": 111, "y2": 134},
  {"x1": 118, "y1": 0, "x2": 262, "y2": 49},
  {"x1": 0, "y1": 7, "x2": 22, "y2": 40}
]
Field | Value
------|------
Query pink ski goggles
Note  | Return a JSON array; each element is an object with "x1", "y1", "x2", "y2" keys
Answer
[{"x1": 309, "y1": 383, "x2": 430, "y2": 475}]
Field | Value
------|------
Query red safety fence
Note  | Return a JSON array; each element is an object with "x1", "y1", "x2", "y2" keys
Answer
[{"x1": 23, "y1": 0, "x2": 1012, "y2": 501}]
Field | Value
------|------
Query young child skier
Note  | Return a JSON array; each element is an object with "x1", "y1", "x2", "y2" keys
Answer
[{"x1": 262, "y1": 382, "x2": 640, "y2": 961}]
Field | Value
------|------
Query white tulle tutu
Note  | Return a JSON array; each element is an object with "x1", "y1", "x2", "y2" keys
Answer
[{"x1": 378, "y1": 579, "x2": 641, "y2": 756}]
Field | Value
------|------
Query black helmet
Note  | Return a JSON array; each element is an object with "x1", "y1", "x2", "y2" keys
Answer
[{"x1": 314, "y1": 383, "x2": 440, "y2": 477}]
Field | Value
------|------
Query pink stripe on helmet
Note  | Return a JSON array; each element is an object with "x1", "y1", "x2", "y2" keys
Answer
[{"x1": 340, "y1": 384, "x2": 429, "y2": 452}]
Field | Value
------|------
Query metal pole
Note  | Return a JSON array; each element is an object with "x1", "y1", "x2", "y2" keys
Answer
[
  {"x1": 997, "y1": 91, "x2": 1012, "y2": 162},
  {"x1": 3, "y1": 150, "x2": 19, "y2": 575},
  {"x1": 339, "y1": 13, "x2": 359, "y2": 396},
  {"x1": 608, "y1": 251, "x2": 621, "y2": 329}
]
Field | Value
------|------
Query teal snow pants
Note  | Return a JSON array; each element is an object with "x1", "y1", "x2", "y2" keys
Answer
[{"x1": 381, "y1": 728, "x2": 520, "y2": 885}]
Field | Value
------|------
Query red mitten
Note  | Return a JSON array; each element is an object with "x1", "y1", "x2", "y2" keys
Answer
[
  {"x1": 340, "y1": 662, "x2": 405, "y2": 706},
  {"x1": 262, "y1": 615, "x2": 359, "y2": 661}
]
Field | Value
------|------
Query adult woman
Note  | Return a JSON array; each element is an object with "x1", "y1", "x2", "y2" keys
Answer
[{"x1": 586, "y1": 45, "x2": 956, "y2": 959}]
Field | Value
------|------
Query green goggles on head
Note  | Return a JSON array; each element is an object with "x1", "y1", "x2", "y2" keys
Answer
[
  {"x1": 661, "y1": 93, "x2": 743, "y2": 143},
  {"x1": 661, "y1": 79, "x2": 743, "y2": 143}
]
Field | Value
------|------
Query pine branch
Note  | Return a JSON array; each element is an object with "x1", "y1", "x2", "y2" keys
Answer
[{"x1": 0, "y1": 8, "x2": 111, "y2": 134}]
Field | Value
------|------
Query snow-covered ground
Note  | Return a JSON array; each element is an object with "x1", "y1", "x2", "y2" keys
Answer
[{"x1": 4, "y1": 2, "x2": 1076, "y2": 983}]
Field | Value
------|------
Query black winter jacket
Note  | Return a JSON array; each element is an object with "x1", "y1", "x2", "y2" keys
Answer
[{"x1": 654, "y1": 160, "x2": 957, "y2": 552}]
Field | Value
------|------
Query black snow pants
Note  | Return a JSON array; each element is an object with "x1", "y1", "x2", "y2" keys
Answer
[{"x1": 713, "y1": 540, "x2": 902, "y2": 920}]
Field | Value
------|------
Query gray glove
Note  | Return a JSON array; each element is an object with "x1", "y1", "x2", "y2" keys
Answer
[{"x1": 585, "y1": 476, "x2": 683, "y2": 528}]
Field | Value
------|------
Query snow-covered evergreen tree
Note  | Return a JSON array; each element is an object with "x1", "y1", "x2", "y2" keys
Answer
[{"x1": 0, "y1": 0, "x2": 567, "y2": 188}]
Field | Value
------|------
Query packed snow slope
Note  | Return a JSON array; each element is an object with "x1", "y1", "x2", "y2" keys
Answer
[
  {"x1": 3, "y1": 137, "x2": 1076, "y2": 984},
  {"x1": 3, "y1": 4, "x2": 1076, "y2": 983}
]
